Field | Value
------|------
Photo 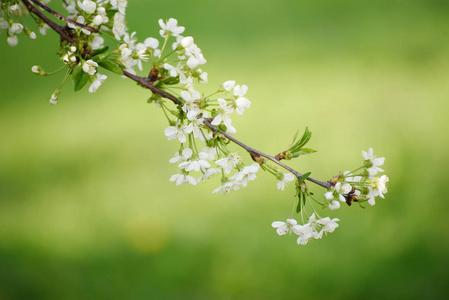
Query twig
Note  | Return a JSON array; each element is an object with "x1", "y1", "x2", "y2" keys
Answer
[
  {"x1": 122, "y1": 70, "x2": 331, "y2": 189},
  {"x1": 22, "y1": 0, "x2": 76, "y2": 44},
  {"x1": 29, "y1": 0, "x2": 100, "y2": 33},
  {"x1": 28, "y1": 0, "x2": 333, "y2": 190}
]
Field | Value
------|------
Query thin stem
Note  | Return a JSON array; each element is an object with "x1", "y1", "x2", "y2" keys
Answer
[
  {"x1": 29, "y1": 0, "x2": 100, "y2": 33},
  {"x1": 29, "y1": 2, "x2": 333, "y2": 191},
  {"x1": 22, "y1": 0, "x2": 76, "y2": 44}
]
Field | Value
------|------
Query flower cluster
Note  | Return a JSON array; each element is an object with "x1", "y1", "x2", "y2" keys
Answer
[
  {"x1": 324, "y1": 148, "x2": 389, "y2": 209},
  {"x1": 1, "y1": 1, "x2": 33, "y2": 47},
  {"x1": 4, "y1": 0, "x2": 392, "y2": 246},
  {"x1": 272, "y1": 214, "x2": 339, "y2": 245}
]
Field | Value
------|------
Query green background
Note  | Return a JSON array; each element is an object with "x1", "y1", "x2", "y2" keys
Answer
[{"x1": 1, "y1": 0, "x2": 449, "y2": 299}]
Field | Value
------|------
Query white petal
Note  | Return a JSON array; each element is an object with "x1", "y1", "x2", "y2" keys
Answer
[{"x1": 271, "y1": 221, "x2": 285, "y2": 228}]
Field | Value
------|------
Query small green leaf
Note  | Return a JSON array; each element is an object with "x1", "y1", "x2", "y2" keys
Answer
[
  {"x1": 298, "y1": 172, "x2": 311, "y2": 184},
  {"x1": 296, "y1": 193, "x2": 302, "y2": 213},
  {"x1": 98, "y1": 59, "x2": 123, "y2": 75},
  {"x1": 291, "y1": 148, "x2": 317, "y2": 158},
  {"x1": 91, "y1": 46, "x2": 109, "y2": 57},
  {"x1": 73, "y1": 69, "x2": 90, "y2": 92},
  {"x1": 289, "y1": 130, "x2": 300, "y2": 148},
  {"x1": 92, "y1": 52, "x2": 112, "y2": 63}
]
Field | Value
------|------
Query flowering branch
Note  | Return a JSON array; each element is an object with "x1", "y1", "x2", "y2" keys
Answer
[
  {"x1": 122, "y1": 70, "x2": 331, "y2": 189},
  {"x1": 28, "y1": 0, "x2": 100, "y2": 33},
  {"x1": 1, "y1": 0, "x2": 390, "y2": 246},
  {"x1": 21, "y1": 0, "x2": 76, "y2": 44}
]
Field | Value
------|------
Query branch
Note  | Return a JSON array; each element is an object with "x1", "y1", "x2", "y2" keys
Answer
[
  {"x1": 29, "y1": 0, "x2": 100, "y2": 33},
  {"x1": 22, "y1": 0, "x2": 76, "y2": 44},
  {"x1": 122, "y1": 70, "x2": 331, "y2": 189},
  {"x1": 27, "y1": 0, "x2": 332, "y2": 190}
]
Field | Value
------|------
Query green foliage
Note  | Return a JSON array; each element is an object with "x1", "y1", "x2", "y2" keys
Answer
[
  {"x1": 73, "y1": 67, "x2": 89, "y2": 91},
  {"x1": 98, "y1": 59, "x2": 123, "y2": 75}
]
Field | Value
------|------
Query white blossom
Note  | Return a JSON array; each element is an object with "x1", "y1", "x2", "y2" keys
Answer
[
  {"x1": 164, "y1": 63, "x2": 183, "y2": 77},
  {"x1": 89, "y1": 35, "x2": 104, "y2": 50},
  {"x1": 112, "y1": 13, "x2": 127, "y2": 40},
  {"x1": 215, "y1": 153, "x2": 241, "y2": 174},
  {"x1": 181, "y1": 36, "x2": 194, "y2": 48},
  {"x1": 328, "y1": 200, "x2": 340, "y2": 210},
  {"x1": 317, "y1": 217, "x2": 340, "y2": 234},
  {"x1": 7, "y1": 36, "x2": 18, "y2": 47},
  {"x1": 229, "y1": 163, "x2": 260, "y2": 187},
  {"x1": 31, "y1": 66, "x2": 40, "y2": 74},
  {"x1": 88, "y1": 73, "x2": 107, "y2": 93},
  {"x1": 198, "y1": 69, "x2": 208, "y2": 83},
  {"x1": 49, "y1": 92, "x2": 59, "y2": 105},
  {"x1": 144, "y1": 37, "x2": 159, "y2": 49},
  {"x1": 234, "y1": 84, "x2": 248, "y2": 97},
  {"x1": 170, "y1": 173, "x2": 197, "y2": 186},
  {"x1": 362, "y1": 148, "x2": 385, "y2": 177},
  {"x1": 212, "y1": 181, "x2": 241, "y2": 195},
  {"x1": 179, "y1": 152, "x2": 211, "y2": 172},
  {"x1": 276, "y1": 173, "x2": 295, "y2": 191},
  {"x1": 82, "y1": 59, "x2": 98, "y2": 75},
  {"x1": 111, "y1": 0, "x2": 128, "y2": 15},
  {"x1": 201, "y1": 146, "x2": 217, "y2": 161},
  {"x1": 235, "y1": 96, "x2": 251, "y2": 115},
  {"x1": 169, "y1": 148, "x2": 193, "y2": 164},
  {"x1": 198, "y1": 168, "x2": 221, "y2": 182},
  {"x1": 164, "y1": 122, "x2": 193, "y2": 143},
  {"x1": 159, "y1": 18, "x2": 185, "y2": 37},
  {"x1": 8, "y1": 23, "x2": 23, "y2": 36},
  {"x1": 222, "y1": 80, "x2": 235, "y2": 92},
  {"x1": 334, "y1": 182, "x2": 352, "y2": 202},
  {"x1": 271, "y1": 219, "x2": 300, "y2": 236},
  {"x1": 77, "y1": 0, "x2": 96, "y2": 14},
  {"x1": 95, "y1": 7, "x2": 109, "y2": 24},
  {"x1": 211, "y1": 98, "x2": 234, "y2": 129},
  {"x1": 39, "y1": 24, "x2": 50, "y2": 35}
]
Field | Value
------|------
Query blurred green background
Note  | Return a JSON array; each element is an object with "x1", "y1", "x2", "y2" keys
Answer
[{"x1": 1, "y1": 0, "x2": 449, "y2": 299}]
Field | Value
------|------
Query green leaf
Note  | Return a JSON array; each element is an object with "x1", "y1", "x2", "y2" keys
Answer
[
  {"x1": 289, "y1": 127, "x2": 312, "y2": 153},
  {"x1": 92, "y1": 52, "x2": 112, "y2": 63},
  {"x1": 289, "y1": 130, "x2": 300, "y2": 148},
  {"x1": 91, "y1": 46, "x2": 109, "y2": 57},
  {"x1": 291, "y1": 148, "x2": 317, "y2": 158},
  {"x1": 297, "y1": 172, "x2": 311, "y2": 184},
  {"x1": 73, "y1": 69, "x2": 90, "y2": 92},
  {"x1": 98, "y1": 59, "x2": 123, "y2": 75},
  {"x1": 296, "y1": 193, "x2": 302, "y2": 213}
]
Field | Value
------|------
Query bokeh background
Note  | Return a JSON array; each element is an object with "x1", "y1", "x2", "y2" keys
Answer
[{"x1": 1, "y1": 0, "x2": 449, "y2": 299}]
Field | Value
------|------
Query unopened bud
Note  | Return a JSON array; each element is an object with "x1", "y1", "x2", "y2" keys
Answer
[
  {"x1": 49, "y1": 89, "x2": 61, "y2": 105},
  {"x1": 29, "y1": 31, "x2": 36, "y2": 39},
  {"x1": 31, "y1": 65, "x2": 39, "y2": 74},
  {"x1": 7, "y1": 36, "x2": 18, "y2": 47},
  {"x1": 181, "y1": 36, "x2": 194, "y2": 48}
]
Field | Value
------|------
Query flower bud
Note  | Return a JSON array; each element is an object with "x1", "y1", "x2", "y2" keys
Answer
[
  {"x1": 181, "y1": 36, "x2": 194, "y2": 48},
  {"x1": 93, "y1": 15, "x2": 103, "y2": 26},
  {"x1": 49, "y1": 89, "x2": 61, "y2": 105},
  {"x1": 7, "y1": 36, "x2": 18, "y2": 47},
  {"x1": 29, "y1": 32, "x2": 36, "y2": 39}
]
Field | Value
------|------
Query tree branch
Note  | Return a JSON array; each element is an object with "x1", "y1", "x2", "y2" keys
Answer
[
  {"x1": 29, "y1": 0, "x2": 100, "y2": 33},
  {"x1": 22, "y1": 0, "x2": 76, "y2": 44},
  {"x1": 27, "y1": 0, "x2": 332, "y2": 190},
  {"x1": 122, "y1": 70, "x2": 331, "y2": 189}
]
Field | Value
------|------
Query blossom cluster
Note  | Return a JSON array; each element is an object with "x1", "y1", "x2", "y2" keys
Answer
[
  {"x1": 324, "y1": 147, "x2": 389, "y2": 209},
  {"x1": 271, "y1": 147, "x2": 388, "y2": 245},
  {"x1": 1, "y1": 1, "x2": 34, "y2": 47},
  {"x1": 3, "y1": 0, "x2": 391, "y2": 246},
  {"x1": 272, "y1": 214, "x2": 340, "y2": 245}
]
